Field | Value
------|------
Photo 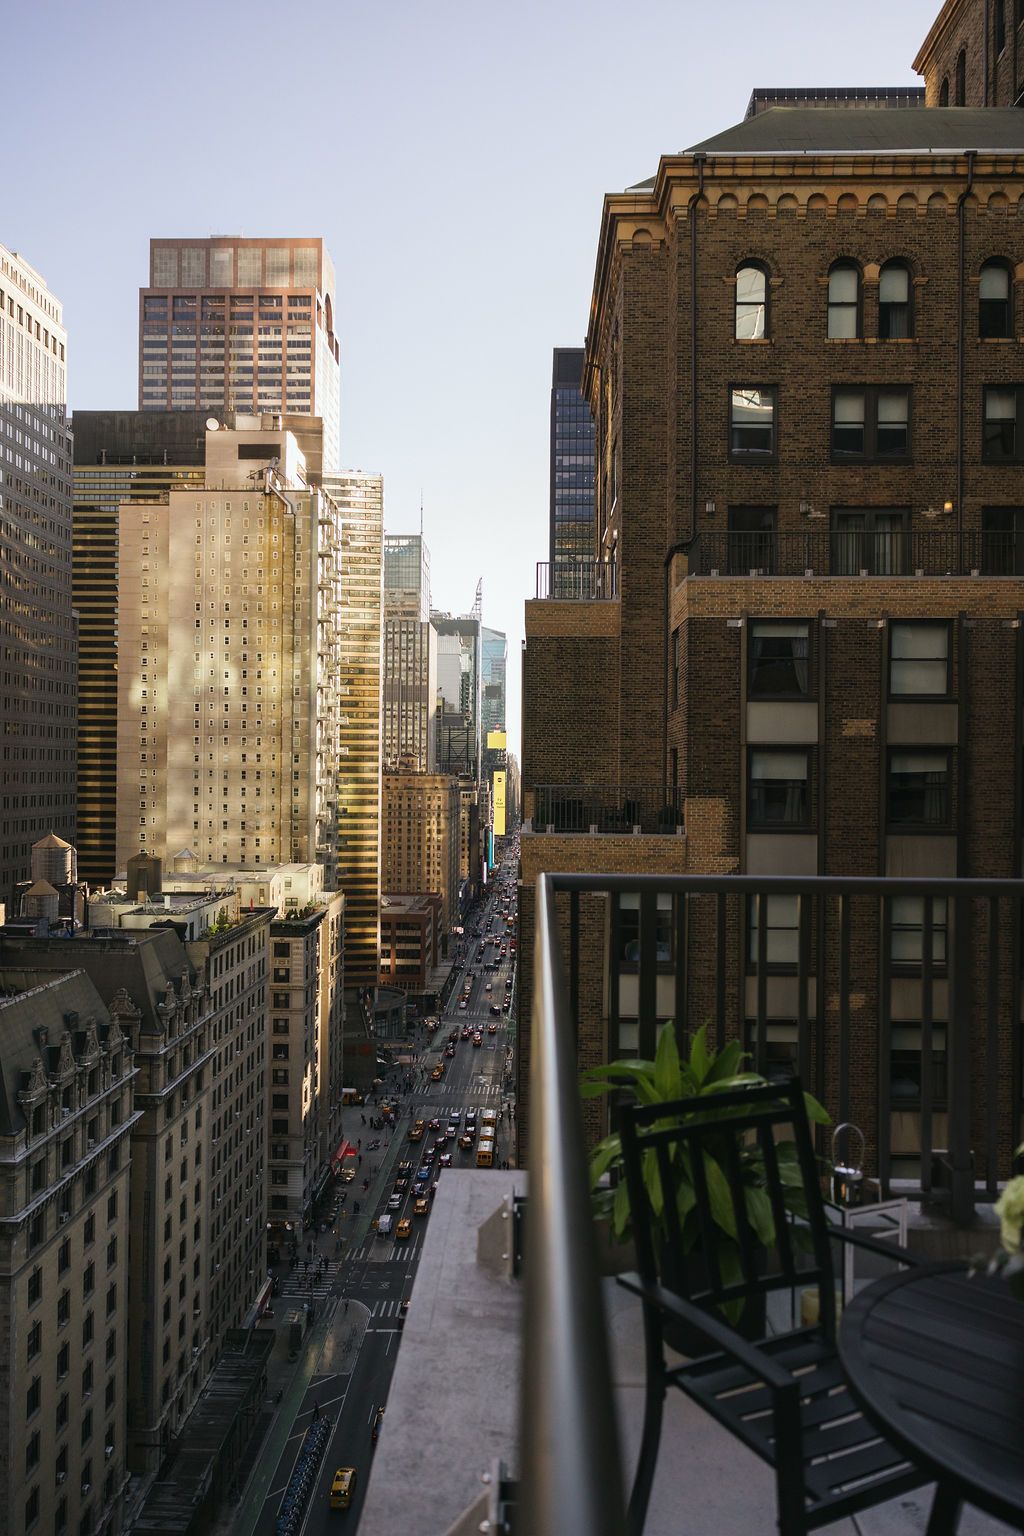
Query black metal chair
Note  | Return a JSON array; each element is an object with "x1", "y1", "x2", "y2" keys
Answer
[{"x1": 617, "y1": 1078, "x2": 927, "y2": 1536}]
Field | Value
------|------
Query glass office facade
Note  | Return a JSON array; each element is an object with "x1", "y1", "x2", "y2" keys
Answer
[{"x1": 549, "y1": 347, "x2": 596, "y2": 594}]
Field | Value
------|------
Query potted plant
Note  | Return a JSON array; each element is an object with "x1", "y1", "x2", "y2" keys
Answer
[
  {"x1": 974, "y1": 1147, "x2": 1024, "y2": 1301},
  {"x1": 582, "y1": 1022, "x2": 830, "y2": 1348}
]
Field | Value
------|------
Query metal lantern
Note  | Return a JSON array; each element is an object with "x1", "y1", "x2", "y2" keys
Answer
[{"x1": 831, "y1": 1122, "x2": 866, "y2": 1207}]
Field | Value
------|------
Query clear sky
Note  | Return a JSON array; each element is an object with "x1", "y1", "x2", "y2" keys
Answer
[{"x1": 7, "y1": 0, "x2": 937, "y2": 752}]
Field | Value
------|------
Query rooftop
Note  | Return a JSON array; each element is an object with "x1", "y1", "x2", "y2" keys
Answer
[{"x1": 687, "y1": 106, "x2": 1024, "y2": 156}]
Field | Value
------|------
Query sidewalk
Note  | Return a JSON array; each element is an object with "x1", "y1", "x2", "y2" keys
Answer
[{"x1": 219, "y1": 1298, "x2": 371, "y2": 1536}]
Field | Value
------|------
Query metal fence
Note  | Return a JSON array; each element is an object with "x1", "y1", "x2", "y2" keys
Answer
[
  {"x1": 532, "y1": 784, "x2": 685, "y2": 835},
  {"x1": 686, "y1": 530, "x2": 1021, "y2": 578},
  {"x1": 534, "y1": 560, "x2": 619, "y2": 600}
]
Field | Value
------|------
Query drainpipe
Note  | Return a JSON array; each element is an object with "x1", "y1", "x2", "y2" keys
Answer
[
  {"x1": 956, "y1": 151, "x2": 976, "y2": 540},
  {"x1": 662, "y1": 155, "x2": 708, "y2": 800}
]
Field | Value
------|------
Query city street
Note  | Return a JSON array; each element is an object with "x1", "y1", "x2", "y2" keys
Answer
[{"x1": 241, "y1": 847, "x2": 518, "y2": 1536}]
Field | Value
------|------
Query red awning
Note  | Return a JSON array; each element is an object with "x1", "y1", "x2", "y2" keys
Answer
[{"x1": 332, "y1": 1140, "x2": 357, "y2": 1166}]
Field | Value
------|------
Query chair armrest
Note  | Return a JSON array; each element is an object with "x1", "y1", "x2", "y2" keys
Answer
[
  {"x1": 618, "y1": 1272, "x2": 797, "y2": 1393},
  {"x1": 825, "y1": 1224, "x2": 920, "y2": 1267}
]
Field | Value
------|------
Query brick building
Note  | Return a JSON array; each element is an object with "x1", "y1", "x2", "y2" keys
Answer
[
  {"x1": 379, "y1": 892, "x2": 443, "y2": 990},
  {"x1": 520, "y1": 88, "x2": 1024, "y2": 1188},
  {"x1": 915, "y1": 0, "x2": 1024, "y2": 108}
]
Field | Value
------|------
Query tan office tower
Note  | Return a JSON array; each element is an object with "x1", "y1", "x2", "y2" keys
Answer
[
  {"x1": 325, "y1": 472, "x2": 384, "y2": 989},
  {"x1": 72, "y1": 411, "x2": 207, "y2": 885},
  {"x1": 138, "y1": 238, "x2": 340, "y2": 474},
  {"x1": 114, "y1": 415, "x2": 342, "y2": 879},
  {"x1": 382, "y1": 772, "x2": 460, "y2": 935},
  {"x1": 0, "y1": 247, "x2": 75, "y2": 900}
]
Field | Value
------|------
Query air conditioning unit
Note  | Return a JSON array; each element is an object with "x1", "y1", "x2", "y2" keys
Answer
[
  {"x1": 87, "y1": 1138, "x2": 96, "y2": 1150},
  {"x1": 104, "y1": 1445, "x2": 114, "y2": 1459},
  {"x1": 59, "y1": 1212, "x2": 69, "y2": 1224},
  {"x1": 81, "y1": 1484, "x2": 91, "y2": 1496},
  {"x1": 56, "y1": 1472, "x2": 66, "y2": 1486}
]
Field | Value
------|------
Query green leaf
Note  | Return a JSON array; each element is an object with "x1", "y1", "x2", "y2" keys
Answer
[
  {"x1": 688, "y1": 1024, "x2": 711, "y2": 1087},
  {"x1": 702, "y1": 1152, "x2": 737, "y2": 1240},
  {"x1": 588, "y1": 1135, "x2": 622, "y2": 1191},
  {"x1": 803, "y1": 1092, "x2": 831, "y2": 1127},
  {"x1": 703, "y1": 1038, "x2": 750, "y2": 1084},
  {"x1": 643, "y1": 1147, "x2": 665, "y2": 1220},
  {"x1": 715, "y1": 1240, "x2": 745, "y2": 1326},
  {"x1": 654, "y1": 1023, "x2": 682, "y2": 1101},
  {"x1": 743, "y1": 1184, "x2": 776, "y2": 1248}
]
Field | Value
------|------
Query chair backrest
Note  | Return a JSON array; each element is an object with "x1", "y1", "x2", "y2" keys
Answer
[{"x1": 618, "y1": 1077, "x2": 837, "y2": 1340}]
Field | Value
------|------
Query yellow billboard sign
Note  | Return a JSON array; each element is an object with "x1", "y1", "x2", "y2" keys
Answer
[
  {"x1": 493, "y1": 770, "x2": 506, "y2": 838},
  {"x1": 487, "y1": 730, "x2": 507, "y2": 751}
]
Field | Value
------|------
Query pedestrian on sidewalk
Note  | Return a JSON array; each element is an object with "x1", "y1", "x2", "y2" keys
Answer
[{"x1": 313, "y1": 1400, "x2": 320, "y2": 1421}]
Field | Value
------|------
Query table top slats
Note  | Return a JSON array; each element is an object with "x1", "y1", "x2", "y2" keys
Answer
[{"x1": 839, "y1": 1262, "x2": 1024, "y2": 1529}]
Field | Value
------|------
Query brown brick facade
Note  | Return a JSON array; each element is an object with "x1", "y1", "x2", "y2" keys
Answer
[
  {"x1": 915, "y1": 0, "x2": 1023, "y2": 107},
  {"x1": 520, "y1": 119, "x2": 1024, "y2": 1188}
]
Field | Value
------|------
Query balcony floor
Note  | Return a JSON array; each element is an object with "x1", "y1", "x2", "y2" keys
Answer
[{"x1": 358, "y1": 1172, "x2": 1015, "y2": 1536}]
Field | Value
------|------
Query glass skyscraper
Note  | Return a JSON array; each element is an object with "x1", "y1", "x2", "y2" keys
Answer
[{"x1": 549, "y1": 347, "x2": 596, "y2": 593}]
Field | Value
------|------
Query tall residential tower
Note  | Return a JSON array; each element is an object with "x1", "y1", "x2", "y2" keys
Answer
[{"x1": 548, "y1": 347, "x2": 596, "y2": 597}]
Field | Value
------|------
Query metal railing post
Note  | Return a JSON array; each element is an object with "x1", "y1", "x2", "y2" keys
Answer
[{"x1": 520, "y1": 874, "x2": 626, "y2": 1536}]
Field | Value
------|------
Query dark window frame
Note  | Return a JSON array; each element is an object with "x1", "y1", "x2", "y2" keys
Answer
[
  {"x1": 887, "y1": 619, "x2": 952, "y2": 700},
  {"x1": 830, "y1": 506, "x2": 911, "y2": 575},
  {"x1": 728, "y1": 384, "x2": 777, "y2": 461},
  {"x1": 955, "y1": 49, "x2": 966, "y2": 106},
  {"x1": 735, "y1": 261, "x2": 770, "y2": 341},
  {"x1": 747, "y1": 619, "x2": 814, "y2": 701},
  {"x1": 982, "y1": 383, "x2": 1024, "y2": 462},
  {"x1": 979, "y1": 261, "x2": 1014, "y2": 340},
  {"x1": 746, "y1": 746, "x2": 813, "y2": 832},
  {"x1": 878, "y1": 261, "x2": 914, "y2": 340},
  {"x1": 827, "y1": 261, "x2": 863, "y2": 340},
  {"x1": 886, "y1": 747, "x2": 952, "y2": 831},
  {"x1": 831, "y1": 384, "x2": 912, "y2": 462}
]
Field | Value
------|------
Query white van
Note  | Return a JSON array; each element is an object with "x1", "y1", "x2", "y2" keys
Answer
[{"x1": 376, "y1": 1213, "x2": 393, "y2": 1238}]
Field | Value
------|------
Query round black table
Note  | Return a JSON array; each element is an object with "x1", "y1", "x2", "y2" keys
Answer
[{"x1": 838, "y1": 1261, "x2": 1024, "y2": 1535}]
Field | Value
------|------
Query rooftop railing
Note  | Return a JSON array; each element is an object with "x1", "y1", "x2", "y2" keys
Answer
[
  {"x1": 687, "y1": 529, "x2": 1024, "y2": 578},
  {"x1": 529, "y1": 784, "x2": 684, "y2": 836},
  {"x1": 535, "y1": 559, "x2": 619, "y2": 600}
]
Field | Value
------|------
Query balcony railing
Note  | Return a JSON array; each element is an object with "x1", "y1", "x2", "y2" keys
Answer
[
  {"x1": 687, "y1": 529, "x2": 1024, "y2": 578},
  {"x1": 522, "y1": 869, "x2": 1024, "y2": 1531},
  {"x1": 535, "y1": 559, "x2": 619, "y2": 600},
  {"x1": 530, "y1": 784, "x2": 684, "y2": 835}
]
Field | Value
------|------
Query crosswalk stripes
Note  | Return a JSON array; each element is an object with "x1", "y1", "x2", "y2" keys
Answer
[
  {"x1": 369, "y1": 1298, "x2": 406, "y2": 1319},
  {"x1": 275, "y1": 1258, "x2": 341, "y2": 1303}
]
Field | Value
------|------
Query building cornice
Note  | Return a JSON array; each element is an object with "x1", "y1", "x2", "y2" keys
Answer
[{"x1": 913, "y1": 0, "x2": 965, "y2": 74}]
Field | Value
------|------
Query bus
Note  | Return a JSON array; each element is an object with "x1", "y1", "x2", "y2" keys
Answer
[
  {"x1": 476, "y1": 1138, "x2": 495, "y2": 1168},
  {"x1": 479, "y1": 1108, "x2": 499, "y2": 1140}
]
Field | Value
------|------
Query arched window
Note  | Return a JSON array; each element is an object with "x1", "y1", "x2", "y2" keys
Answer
[
  {"x1": 939, "y1": 76, "x2": 949, "y2": 106},
  {"x1": 997, "y1": 0, "x2": 1007, "y2": 55},
  {"x1": 980, "y1": 261, "x2": 1013, "y2": 338},
  {"x1": 955, "y1": 49, "x2": 966, "y2": 106},
  {"x1": 827, "y1": 262, "x2": 861, "y2": 339},
  {"x1": 735, "y1": 264, "x2": 768, "y2": 339},
  {"x1": 879, "y1": 262, "x2": 912, "y2": 339}
]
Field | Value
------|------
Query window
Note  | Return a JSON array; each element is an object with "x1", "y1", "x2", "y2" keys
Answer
[
  {"x1": 748, "y1": 749, "x2": 810, "y2": 828},
  {"x1": 831, "y1": 509, "x2": 908, "y2": 575},
  {"x1": 618, "y1": 893, "x2": 673, "y2": 965},
  {"x1": 891, "y1": 1024, "x2": 947, "y2": 1106},
  {"x1": 980, "y1": 263, "x2": 1012, "y2": 339},
  {"x1": 939, "y1": 76, "x2": 949, "y2": 106},
  {"x1": 671, "y1": 626, "x2": 681, "y2": 708},
  {"x1": 889, "y1": 622, "x2": 950, "y2": 696},
  {"x1": 748, "y1": 621, "x2": 810, "y2": 697},
  {"x1": 735, "y1": 264, "x2": 767, "y2": 339},
  {"x1": 747, "y1": 894, "x2": 800, "y2": 966},
  {"x1": 955, "y1": 49, "x2": 966, "y2": 106},
  {"x1": 997, "y1": 0, "x2": 1007, "y2": 54},
  {"x1": 983, "y1": 386, "x2": 1023, "y2": 459},
  {"x1": 729, "y1": 387, "x2": 776, "y2": 456},
  {"x1": 878, "y1": 263, "x2": 912, "y2": 339},
  {"x1": 26, "y1": 1377, "x2": 40, "y2": 1417},
  {"x1": 827, "y1": 263, "x2": 861, "y2": 338},
  {"x1": 832, "y1": 387, "x2": 910, "y2": 459},
  {"x1": 982, "y1": 506, "x2": 1024, "y2": 573},
  {"x1": 891, "y1": 896, "x2": 948, "y2": 967},
  {"x1": 887, "y1": 750, "x2": 951, "y2": 828}
]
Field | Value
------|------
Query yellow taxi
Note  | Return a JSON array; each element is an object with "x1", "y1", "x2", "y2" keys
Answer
[
  {"x1": 330, "y1": 1466, "x2": 357, "y2": 1509},
  {"x1": 396, "y1": 1217, "x2": 413, "y2": 1239},
  {"x1": 408, "y1": 1120, "x2": 425, "y2": 1142},
  {"x1": 431, "y1": 1064, "x2": 444, "y2": 1081},
  {"x1": 413, "y1": 1196, "x2": 429, "y2": 1216}
]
